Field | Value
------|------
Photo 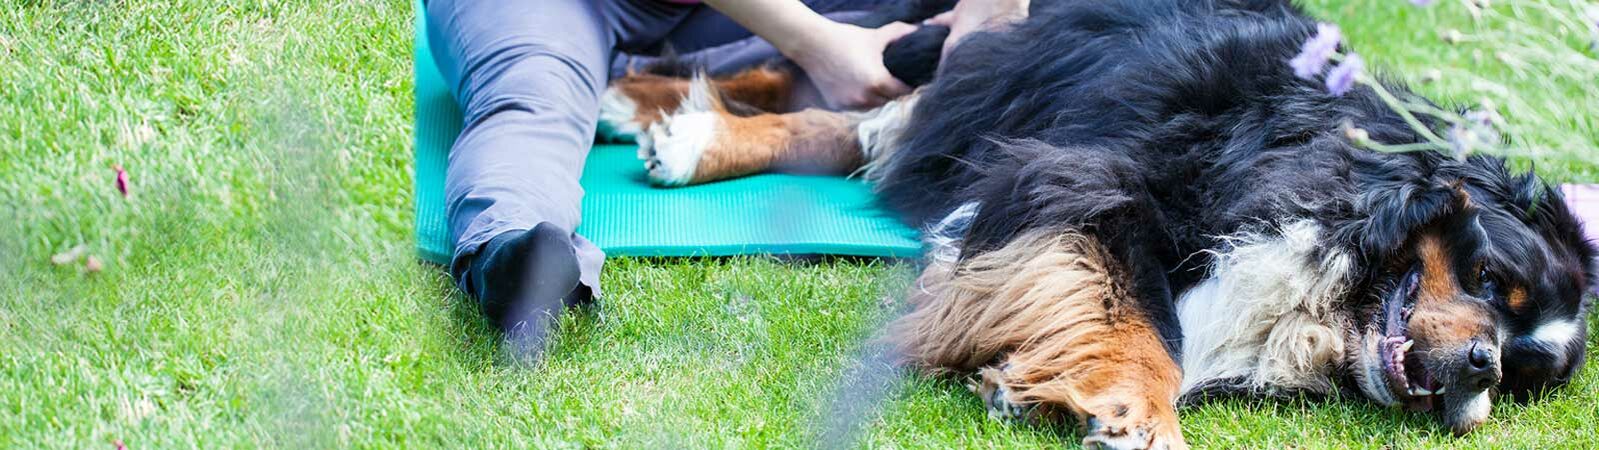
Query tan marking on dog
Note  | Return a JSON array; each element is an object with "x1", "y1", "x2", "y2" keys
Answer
[
  {"x1": 685, "y1": 109, "x2": 863, "y2": 184},
  {"x1": 612, "y1": 67, "x2": 795, "y2": 126},
  {"x1": 1410, "y1": 232, "x2": 1494, "y2": 345},
  {"x1": 613, "y1": 74, "x2": 688, "y2": 125},
  {"x1": 1416, "y1": 234, "x2": 1462, "y2": 305},
  {"x1": 713, "y1": 67, "x2": 793, "y2": 112},
  {"x1": 1451, "y1": 181, "x2": 1473, "y2": 209},
  {"x1": 891, "y1": 230, "x2": 1186, "y2": 449},
  {"x1": 1409, "y1": 301, "x2": 1494, "y2": 346},
  {"x1": 1505, "y1": 287, "x2": 1529, "y2": 311}
]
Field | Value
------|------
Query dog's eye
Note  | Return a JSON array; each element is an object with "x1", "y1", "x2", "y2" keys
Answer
[{"x1": 1479, "y1": 267, "x2": 1499, "y2": 298}]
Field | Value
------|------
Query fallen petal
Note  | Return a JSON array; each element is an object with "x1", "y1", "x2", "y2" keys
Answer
[
  {"x1": 113, "y1": 164, "x2": 130, "y2": 197},
  {"x1": 50, "y1": 244, "x2": 87, "y2": 265}
]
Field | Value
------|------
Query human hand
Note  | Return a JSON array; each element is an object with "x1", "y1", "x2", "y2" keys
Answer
[
  {"x1": 789, "y1": 21, "x2": 918, "y2": 109},
  {"x1": 924, "y1": 0, "x2": 1030, "y2": 61}
]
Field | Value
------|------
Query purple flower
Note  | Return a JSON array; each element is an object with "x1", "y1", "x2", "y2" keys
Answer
[
  {"x1": 1588, "y1": 7, "x2": 1599, "y2": 35},
  {"x1": 1325, "y1": 53, "x2": 1363, "y2": 96},
  {"x1": 1589, "y1": 7, "x2": 1599, "y2": 51},
  {"x1": 1410, "y1": 0, "x2": 1434, "y2": 6},
  {"x1": 1290, "y1": 23, "x2": 1342, "y2": 79},
  {"x1": 1465, "y1": 109, "x2": 1498, "y2": 128},
  {"x1": 1450, "y1": 109, "x2": 1502, "y2": 158}
]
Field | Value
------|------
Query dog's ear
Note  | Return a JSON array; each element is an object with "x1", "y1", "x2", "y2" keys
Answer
[
  {"x1": 1511, "y1": 178, "x2": 1597, "y2": 297},
  {"x1": 1351, "y1": 178, "x2": 1473, "y2": 260},
  {"x1": 1456, "y1": 154, "x2": 1539, "y2": 220},
  {"x1": 1460, "y1": 155, "x2": 1596, "y2": 290}
]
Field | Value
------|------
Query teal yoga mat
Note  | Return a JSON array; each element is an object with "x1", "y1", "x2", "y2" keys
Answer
[{"x1": 413, "y1": 4, "x2": 922, "y2": 265}]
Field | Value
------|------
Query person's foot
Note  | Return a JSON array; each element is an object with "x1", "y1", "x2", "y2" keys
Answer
[{"x1": 467, "y1": 223, "x2": 583, "y2": 361}]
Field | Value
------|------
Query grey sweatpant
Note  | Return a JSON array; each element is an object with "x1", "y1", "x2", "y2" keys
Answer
[{"x1": 425, "y1": 0, "x2": 892, "y2": 296}]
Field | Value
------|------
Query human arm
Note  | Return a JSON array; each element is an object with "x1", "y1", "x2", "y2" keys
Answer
[
  {"x1": 701, "y1": 0, "x2": 917, "y2": 109},
  {"x1": 924, "y1": 0, "x2": 1031, "y2": 61}
]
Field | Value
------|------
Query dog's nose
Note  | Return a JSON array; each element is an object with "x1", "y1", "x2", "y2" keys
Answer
[
  {"x1": 1468, "y1": 342, "x2": 1492, "y2": 369},
  {"x1": 1461, "y1": 340, "x2": 1500, "y2": 391}
]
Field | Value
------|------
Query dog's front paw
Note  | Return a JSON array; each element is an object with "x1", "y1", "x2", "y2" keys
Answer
[
  {"x1": 1082, "y1": 416, "x2": 1153, "y2": 450},
  {"x1": 640, "y1": 110, "x2": 718, "y2": 186},
  {"x1": 1080, "y1": 413, "x2": 1185, "y2": 450}
]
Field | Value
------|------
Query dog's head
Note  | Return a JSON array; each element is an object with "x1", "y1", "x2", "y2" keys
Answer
[{"x1": 1344, "y1": 155, "x2": 1595, "y2": 434}]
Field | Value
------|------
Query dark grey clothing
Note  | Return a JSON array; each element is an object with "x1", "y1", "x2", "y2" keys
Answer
[{"x1": 425, "y1": 0, "x2": 891, "y2": 297}]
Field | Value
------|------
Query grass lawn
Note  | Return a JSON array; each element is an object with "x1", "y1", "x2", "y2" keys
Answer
[{"x1": 1, "y1": 0, "x2": 1594, "y2": 448}]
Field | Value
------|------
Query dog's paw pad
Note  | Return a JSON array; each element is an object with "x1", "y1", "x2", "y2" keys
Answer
[{"x1": 641, "y1": 110, "x2": 717, "y2": 186}]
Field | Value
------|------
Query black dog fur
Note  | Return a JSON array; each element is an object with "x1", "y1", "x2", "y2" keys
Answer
[{"x1": 872, "y1": 0, "x2": 1595, "y2": 404}]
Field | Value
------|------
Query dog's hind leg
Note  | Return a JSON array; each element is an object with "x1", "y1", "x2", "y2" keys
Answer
[
  {"x1": 635, "y1": 76, "x2": 919, "y2": 186},
  {"x1": 892, "y1": 230, "x2": 1187, "y2": 450}
]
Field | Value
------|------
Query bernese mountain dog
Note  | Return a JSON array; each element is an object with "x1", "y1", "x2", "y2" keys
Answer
[{"x1": 598, "y1": 0, "x2": 1595, "y2": 447}]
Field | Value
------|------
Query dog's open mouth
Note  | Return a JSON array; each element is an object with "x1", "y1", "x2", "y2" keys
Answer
[{"x1": 1376, "y1": 270, "x2": 1445, "y2": 411}]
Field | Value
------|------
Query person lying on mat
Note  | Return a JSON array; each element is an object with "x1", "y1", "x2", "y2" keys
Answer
[{"x1": 424, "y1": 0, "x2": 1028, "y2": 358}]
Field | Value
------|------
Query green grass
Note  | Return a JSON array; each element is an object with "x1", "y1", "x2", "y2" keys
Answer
[{"x1": 0, "y1": 0, "x2": 1594, "y2": 448}]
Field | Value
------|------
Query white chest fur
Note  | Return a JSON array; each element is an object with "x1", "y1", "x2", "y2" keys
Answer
[{"x1": 1176, "y1": 220, "x2": 1355, "y2": 396}]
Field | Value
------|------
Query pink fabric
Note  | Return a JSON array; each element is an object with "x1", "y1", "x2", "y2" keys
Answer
[{"x1": 1562, "y1": 184, "x2": 1599, "y2": 244}]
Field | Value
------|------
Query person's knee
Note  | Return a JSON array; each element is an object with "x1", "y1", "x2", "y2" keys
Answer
[{"x1": 457, "y1": 43, "x2": 607, "y2": 126}]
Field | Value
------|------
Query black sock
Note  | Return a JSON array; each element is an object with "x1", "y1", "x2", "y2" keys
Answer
[{"x1": 467, "y1": 223, "x2": 582, "y2": 358}]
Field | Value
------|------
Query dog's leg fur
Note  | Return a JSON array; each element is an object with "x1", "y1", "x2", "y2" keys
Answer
[
  {"x1": 894, "y1": 230, "x2": 1186, "y2": 450},
  {"x1": 599, "y1": 67, "x2": 795, "y2": 138},
  {"x1": 631, "y1": 76, "x2": 918, "y2": 186}
]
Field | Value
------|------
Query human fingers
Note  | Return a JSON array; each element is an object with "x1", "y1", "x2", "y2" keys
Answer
[{"x1": 874, "y1": 21, "x2": 918, "y2": 45}]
